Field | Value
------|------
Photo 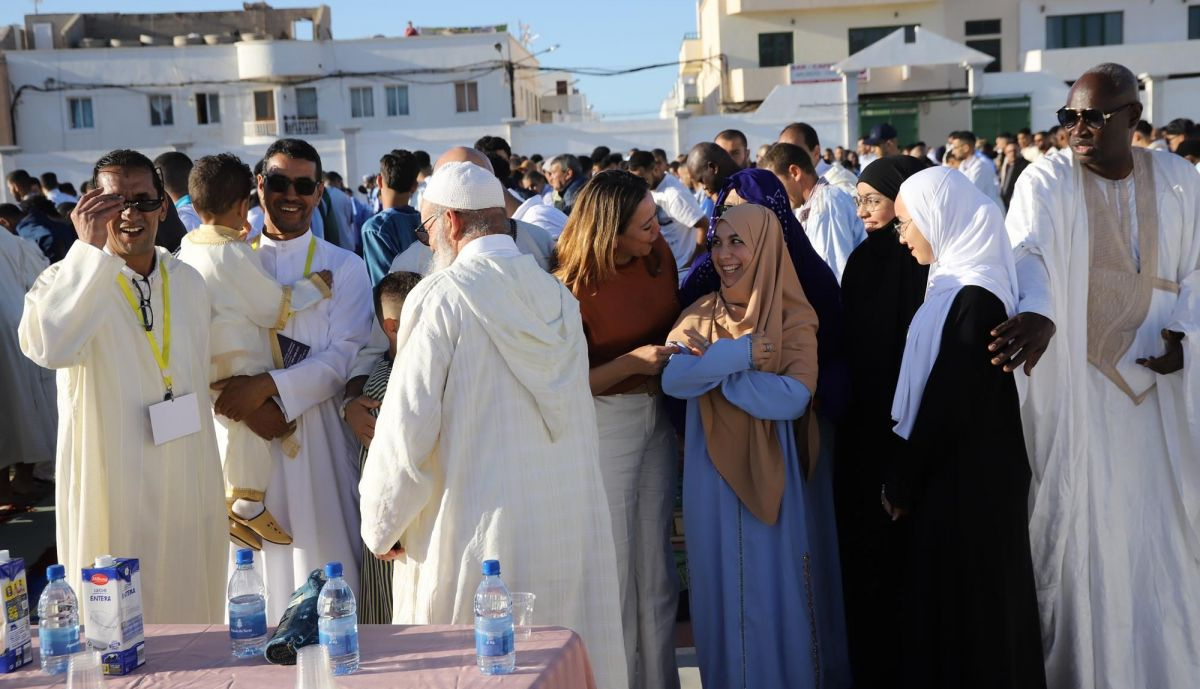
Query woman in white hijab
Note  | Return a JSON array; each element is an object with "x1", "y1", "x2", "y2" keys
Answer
[{"x1": 883, "y1": 166, "x2": 1046, "y2": 689}]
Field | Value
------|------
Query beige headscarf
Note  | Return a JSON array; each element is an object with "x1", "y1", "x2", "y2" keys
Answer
[{"x1": 668, "y1": 204, "x2": 819, "y2": 525}]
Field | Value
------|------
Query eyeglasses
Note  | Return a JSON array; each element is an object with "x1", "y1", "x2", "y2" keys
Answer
[
  {"x1": 1056, "y1": 103, "x2": 1136, "y2": 131},
  {"x1": 713, "y1": 204, "x2": 732, "y2": 219},
  {"x1": 414, "y1": 210, "x2": 444, "y2": 246},
  {"x1": 129, "y1": 276, "x2": 153, "y2": 332},
  {"x1": 853, "y1": 194, "x2": 886, "y2": 211},
  {"x1": 896, "y1": 217, "x2": 913, "y2": 239},
  {"x1": 120, "y1": 197, "x2": 165, "y2": 213},
  {"x1": 262, "y1": 173, "x2": 320, "y2": 196}
]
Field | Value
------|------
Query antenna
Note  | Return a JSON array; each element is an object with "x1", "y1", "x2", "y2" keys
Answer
[{"x1": 32, "y1": 0, "x2": 44, "y2": 14}]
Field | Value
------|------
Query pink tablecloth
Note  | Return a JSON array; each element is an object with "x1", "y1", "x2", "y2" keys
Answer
[{"x1": 5, "y1": 624, "x2": 597, "y2": 689}]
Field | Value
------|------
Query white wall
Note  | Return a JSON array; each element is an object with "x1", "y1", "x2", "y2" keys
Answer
[
  {"x1": 1018, "y1": 0, "x2": 1198, "y2": 58},
  {"x1": 5, "y1": 33, "x2": 536, "y2": 157}
]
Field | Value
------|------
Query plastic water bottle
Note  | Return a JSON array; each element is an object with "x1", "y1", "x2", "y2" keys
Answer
[
  {"x1": 228, "y1": 548, "x2": 268, "y2": 658},
  {"x1": 474, "y1": 559, "x2": 515, "y2": 675},
  {"x1": 37, "y1": 564, "x2": 82, "y2": 675},
  {"x1": 316, "y1": 562, "x2": 359, "y2": 675}
]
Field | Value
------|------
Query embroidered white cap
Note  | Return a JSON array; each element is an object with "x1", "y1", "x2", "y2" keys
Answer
[{"x1": 422, "y1": 161, "x2": 505, "y2": 211}]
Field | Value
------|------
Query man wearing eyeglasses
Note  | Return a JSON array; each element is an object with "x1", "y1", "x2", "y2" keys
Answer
[
  {"x1": 994, "y1": 62, "x2": 1200, "y2": 689},
  {"x1": 359, "y1": 161, "x2": 627, "y2": 689},
  {"x1": 18, "y1": 149, "x2": 227, "y2": 624},
  {"x1": 209, "y1": 138, "x2": 373, "y2": 621}
]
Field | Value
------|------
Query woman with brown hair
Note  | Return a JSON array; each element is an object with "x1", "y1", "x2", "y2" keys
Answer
[{"x1": 554, "y1": 170, "x2": 682, "y2": 689}]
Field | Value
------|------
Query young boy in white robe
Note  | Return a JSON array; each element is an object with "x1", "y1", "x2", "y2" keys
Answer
[
  {"x1": 356, "y1": 270, "x2": 422, "y2": 623},
  {"x1": 176, "y1": 153, "x2": 332, "y2": 549}
]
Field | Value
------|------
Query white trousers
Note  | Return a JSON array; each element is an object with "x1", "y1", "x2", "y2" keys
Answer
[{"x1": 594, "y1": 393, "x2": 681, "y2": 689}]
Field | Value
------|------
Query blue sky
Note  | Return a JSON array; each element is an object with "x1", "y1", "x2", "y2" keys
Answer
[{"x1": 2, "y1": 0, "x2": 697, "y2": 118}]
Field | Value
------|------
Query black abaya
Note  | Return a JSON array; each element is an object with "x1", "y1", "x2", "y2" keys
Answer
[
  {"x1": 834, "y1": 226, "x2": 928, "y2": 688},
  {"x1": 890, "y1": 286, "x2": 1046, "y2": 689}
]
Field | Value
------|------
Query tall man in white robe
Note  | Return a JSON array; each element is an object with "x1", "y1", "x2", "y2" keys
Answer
[
  {"x1": 19, "y1": 150, "x2": 226, "y2": 623},
  {"x1": 210, "y1": 139, "x2": 373, "y2": 620},
  {"x1": 991, "y1": 63, "x2": 1200, "y2": 689},
  {"x1": 1, "y1": 229, "x2": 54, "y2": 501},
  {"x1": 761, "y1": 142, "x2": 865, "y2": 281},
  {"x1": 360, "y1": 162, "x2": 628, "y2": 689},
  {"x1": 950, "y1": 130, "x2": 1004, "y2": 208},
  {"x1": 342, "y1": 147, "x2": 554, "y2": 446}
]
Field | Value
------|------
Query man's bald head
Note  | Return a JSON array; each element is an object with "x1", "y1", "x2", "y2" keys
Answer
[
  {"x1": 1064, "y1": 63, "x2": 1142, "y2": 176},
  {"x1": 686, "y1": 142, "x2": 739, "y2": 197},
  {"x1": 435, "y1": 146, "x2": 494, "y2": 173}
]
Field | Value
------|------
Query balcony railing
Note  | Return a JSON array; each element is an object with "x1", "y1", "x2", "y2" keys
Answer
[
  {"x1": 244, "y1": 120, "x2": 278, "y2": 137},
  {"x1": 283, "y1": 117, "x2": 322, "y2": 136}
]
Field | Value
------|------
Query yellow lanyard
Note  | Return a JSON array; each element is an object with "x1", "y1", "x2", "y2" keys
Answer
[
  {"x1": 116, "y1": 261, "x2": 173, "y2": 400},
  {"x1": 251, "y1": 234, "x2": 318, "y2": 275}
]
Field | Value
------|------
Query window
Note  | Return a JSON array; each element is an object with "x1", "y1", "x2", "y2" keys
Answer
[
  {"x1": 67, "y1": 97, "x2": 93, "y2": 129},
  {"x1": 966, "y1": 38, "x2": 1002, "y2": 73},
  {"x1": 454, "y1": 81, "x2": 479, "y2": 113},
  {"x1": 385, "y1": 85, "x2": 409, "y2": 116},
  {"x1": 848, "y1": 25, "x2": 917, "y2": 55},
  {"x1": 1046, "y1": 12, "x2": 1123, "y2": 49},
  {"x1": 1190, "y1": 6, "x2": 1200, "y2": 40},
  {"x1": 196, "y1": 92, "x2": 220, "y2": 125},
  {"x1": 350, "y1": 86, "x2": 374, "y2": 118},
  {"x1": 149, "y1": 95, "x2": 173, "y2": 127},
  {"x1": 757, "y1": 32, "x2": 793, "y2": 68},
  {"x1": 295, "y1": 87, "x2": 318, "y2": 119},
  {"x1": 253, "y1": 90, "x2": 275, "y2": 121},
  {"x1": 965, "y1": 19, "x2": 1001, "y2": 36}
]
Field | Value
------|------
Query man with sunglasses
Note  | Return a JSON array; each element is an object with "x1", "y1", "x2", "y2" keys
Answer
[
  {"x1": 996, "y1": 62, "x2": 1200, "y2": 689},
  {"x1": 18, "y1": 149, "x2": 227, "y2": 624},
  {"x1": 210, "y1": 138, "x2": 373, "y2": 621}
]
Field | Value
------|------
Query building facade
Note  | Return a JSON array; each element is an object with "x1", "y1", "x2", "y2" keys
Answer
[
  {"x1": 0, "y1": 6, "x2": 582, "y2": 195},
  {"x1": 667, "y1": 0, "x2": 1200, "y2": 145}
]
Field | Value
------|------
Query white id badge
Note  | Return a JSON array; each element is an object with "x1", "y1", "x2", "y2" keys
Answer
[{"x1": 148, "y1": 392, "x2": 202, "y2": 446}]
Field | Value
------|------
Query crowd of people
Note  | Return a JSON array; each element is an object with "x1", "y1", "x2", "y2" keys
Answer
[{"x1": 3, "y1": 60, "x2": 1199, "y2": 689}]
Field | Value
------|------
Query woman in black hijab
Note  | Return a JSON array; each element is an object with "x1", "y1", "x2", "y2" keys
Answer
[{"x1": 834, "y1": 154, "x2": 932, "y2": 689}]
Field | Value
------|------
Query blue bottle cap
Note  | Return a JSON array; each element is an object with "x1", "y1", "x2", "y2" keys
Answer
[
  {"x1": 47, "y1": 564, "x2": 65, "y2": 581},
  {"x1": 482, "y1": 559, "x2": 500, "y2": 576},
  {"x1": 236, "y1": 549, "x2": 254, "y2": 566},
  {"x1": 324, "y1": 561, "x2": 343, "y2": 578}
]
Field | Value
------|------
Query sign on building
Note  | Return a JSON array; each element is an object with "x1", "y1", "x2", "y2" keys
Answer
[{"x1": 789, "y1": 64, "x2": 869, "y2": 84}]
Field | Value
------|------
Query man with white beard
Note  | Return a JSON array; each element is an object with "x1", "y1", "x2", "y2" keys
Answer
[{"x1": 360, "y1": 161, "x2": 628, "y2": 689}]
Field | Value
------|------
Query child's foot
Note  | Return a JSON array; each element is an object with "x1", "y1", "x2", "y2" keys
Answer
[
  {"x1": 230, "y1": 499, "x2": 293, "y2": 545},
  {"x1": 230, "y1": 518, "x2": 262, "y2": 550}
]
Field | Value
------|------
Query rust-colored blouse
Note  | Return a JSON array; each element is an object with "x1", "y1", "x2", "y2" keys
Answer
[{"x1": 576, "y1": 236, "x2": 681, "y2": 395}]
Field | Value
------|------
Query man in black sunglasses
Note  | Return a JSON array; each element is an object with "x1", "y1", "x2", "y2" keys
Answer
[
  {"x1": 19, "y1": 148, "x2": 229, "y2": 623},
  {"x1": 994, "y1": 62, "x2": 1200, "y2": 689}
]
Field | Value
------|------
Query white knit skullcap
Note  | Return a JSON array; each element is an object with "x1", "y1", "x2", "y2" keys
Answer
[{"x1": 423, "y1": 161, "x2": 505, "y2": 211}]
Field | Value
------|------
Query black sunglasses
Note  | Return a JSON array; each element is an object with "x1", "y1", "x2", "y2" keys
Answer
[
  {"x1": 121, "y1": 197, "x2": 165, "y2": 213},
  {"x1": 263, "y1": 172, "x2": 320, "y2": 196},
  {"x1": 414, "y1": 210, "x2": 444, "y2": 246},
  {"x1": 1056, "y1": 103, "x2": 1136, "y2": 131}
]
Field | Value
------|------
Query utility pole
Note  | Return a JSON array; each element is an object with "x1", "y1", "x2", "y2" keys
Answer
[{"x1": 507, "y1": 59, "x2": 516, "y2": 119}]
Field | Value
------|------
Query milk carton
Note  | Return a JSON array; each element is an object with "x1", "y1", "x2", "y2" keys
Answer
[
  {"x1": 81, "y1": 555, "x2": 145, "y2": 675},
  {"x1": 0, "y1": 550, "x2": 33, "y2": 673}
]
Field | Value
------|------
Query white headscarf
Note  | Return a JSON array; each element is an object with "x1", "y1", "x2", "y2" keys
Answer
[{"x1": 890, "y1": 166, "x2": 1019, "y2": 439}]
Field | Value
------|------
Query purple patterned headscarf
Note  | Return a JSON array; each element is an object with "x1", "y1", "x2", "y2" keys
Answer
[{"x1": 680, "y1": 168, "x2": 849, "y2": 419}]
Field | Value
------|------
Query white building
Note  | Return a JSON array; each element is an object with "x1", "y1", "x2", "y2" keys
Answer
[
  {"x1": 0, "y1": 6, "x2": 569, "y2": 197},
  {"x1": 664, "y1": 0, "x2": 1200, "y2": 148}
]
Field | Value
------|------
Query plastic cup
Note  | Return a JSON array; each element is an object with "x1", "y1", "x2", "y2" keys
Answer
[
  {"x1": 66, "y1": 651, "x2": 104, "y2": 689},
  {"x1": 295, "y1": 644, "x2": 337, "y2": 689},
  {"x1": 511, "y1": 592, "x2": 536, "y2": 641}
]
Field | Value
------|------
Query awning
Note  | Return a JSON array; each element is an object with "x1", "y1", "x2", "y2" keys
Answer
[{"x1": 832, "y1": 26, "x2": 994, "y2": 73}]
